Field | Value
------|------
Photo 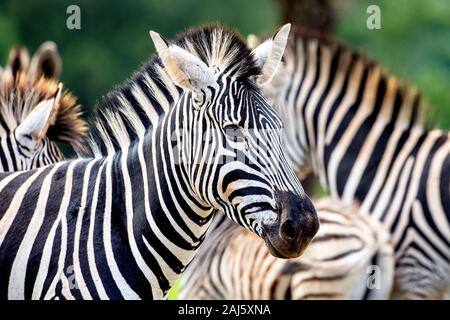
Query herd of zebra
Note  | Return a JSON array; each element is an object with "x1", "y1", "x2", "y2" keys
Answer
[{"x1": 0, "y1": 23, "x2": 448, "y2": 300}]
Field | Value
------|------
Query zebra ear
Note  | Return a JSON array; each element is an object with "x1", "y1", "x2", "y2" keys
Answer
[
  {"x1": 2, "y1": 45, "x2": 30, "y2": 83},
  {"x1": 15, "y1": 83, "x2": 62, "y2": 145},
  {"x1": 252, "y1": 23, "x2": 291, "y2": 86},
  {"x1": 29, "y1": 41, "x2": 62, "y2": 81},
  {"x1": 149, "y1": 30, "x2": 216, "y2": 92}
]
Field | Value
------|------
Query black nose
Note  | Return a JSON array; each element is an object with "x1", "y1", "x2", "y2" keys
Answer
[{"x1": 275, "y1": 190, "x2": 319, "y2": 243}]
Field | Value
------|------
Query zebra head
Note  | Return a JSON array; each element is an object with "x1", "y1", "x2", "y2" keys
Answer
[
  {"x1": 12, "y1": 84, "x2": 66, "y2": 169},
  {"x1": 150, "y1": 25, "x2": 319, "y2": 258},
  {"x1": 0, "y1": 43, "x2": 86, "y2": 171}
]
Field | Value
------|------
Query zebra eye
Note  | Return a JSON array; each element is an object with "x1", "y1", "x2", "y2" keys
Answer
[{"x1": 223, "y1": 123, "x2": 246, "y2": 143}]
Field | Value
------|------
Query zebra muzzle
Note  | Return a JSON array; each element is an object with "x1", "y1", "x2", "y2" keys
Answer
[{"x1": 263, "y1": 190, "x2": 319, "y2": 259}]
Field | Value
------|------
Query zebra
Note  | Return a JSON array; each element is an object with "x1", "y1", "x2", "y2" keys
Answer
[
  {"x1": 254, "y1": 27, "x2": 449, "y2": 299},
  {"x1": 180, "y1": 198, "x2": 394, "y2": 299},
  {"x1": 0, "y1": 42, "x2": 86, "y2": 172},
  {"x1": 0, "y1": 24, "x2": 319, "y2": 300}
]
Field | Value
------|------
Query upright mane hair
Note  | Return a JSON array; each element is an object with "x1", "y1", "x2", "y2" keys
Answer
[
  {"x1": 81, "y1": 25, "x2": 261, "y2": 158},
  {"x1": 0, "y1": 72, "x2": 87, "y2": 148},
  {"x1": 286, "y1": 26, "x2": 433, "y2": 130}
]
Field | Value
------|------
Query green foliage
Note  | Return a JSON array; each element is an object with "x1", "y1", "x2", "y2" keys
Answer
[{"x1": 167, "y1": 277, "x2": 181, "y2": 300}]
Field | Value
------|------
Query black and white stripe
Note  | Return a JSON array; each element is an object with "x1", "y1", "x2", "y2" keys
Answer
[{"x1": 0, "y1": 131, "x2": 64, "y2": 171}]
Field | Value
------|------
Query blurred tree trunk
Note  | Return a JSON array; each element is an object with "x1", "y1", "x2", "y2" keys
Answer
[{"x1": 276, "y1": 0, "x2": 339, "y2": 32}]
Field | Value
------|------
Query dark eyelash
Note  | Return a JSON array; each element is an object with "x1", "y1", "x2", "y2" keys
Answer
[{"x1": 224, "y1": 123, "x2": 240, "y2": 131}]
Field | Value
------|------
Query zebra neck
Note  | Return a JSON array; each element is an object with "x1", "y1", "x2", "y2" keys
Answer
[{"x1": 108, "y1": 110, "x2": 214, "y2": 293}]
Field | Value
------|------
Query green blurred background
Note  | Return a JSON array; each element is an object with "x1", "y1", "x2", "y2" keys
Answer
[{"x1": 0, "y1": 0, "x2": 448, "y2": 129}]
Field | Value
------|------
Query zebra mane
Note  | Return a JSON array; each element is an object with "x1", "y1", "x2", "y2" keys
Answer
[
  {"x1": 289, "y1": 26, "x2": 433, "y2": 130},
  {"x1": 0, "y1": 72, "x2": 87, "y2": 148},
  {"x1": 81, "y1": 24, "x2": 261, "y2": 157}
]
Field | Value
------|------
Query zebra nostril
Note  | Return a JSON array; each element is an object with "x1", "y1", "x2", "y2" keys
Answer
[{"x1": 280, "y1": 220, "x2": 298, "y2": 242}]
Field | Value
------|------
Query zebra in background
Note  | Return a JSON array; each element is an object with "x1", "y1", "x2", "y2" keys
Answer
[
  {"x1": 0, "y1": 42, "x2": 86, "y2": 171},
  {"x1": 178, "y1": 31, "x2": 397, "y2": 301},
  {"x1": 180, "y1": 26, "x2": 449, "y2": 301},
  {"x1": 0, "y1": 24, "x2": 319, "y2": 300},
  {"x1": 181, "y1": 199, "x2": 394, "y2": 300},
  {"x1": 255, "y1": 27, "x2": 449, "y2": 299}
]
